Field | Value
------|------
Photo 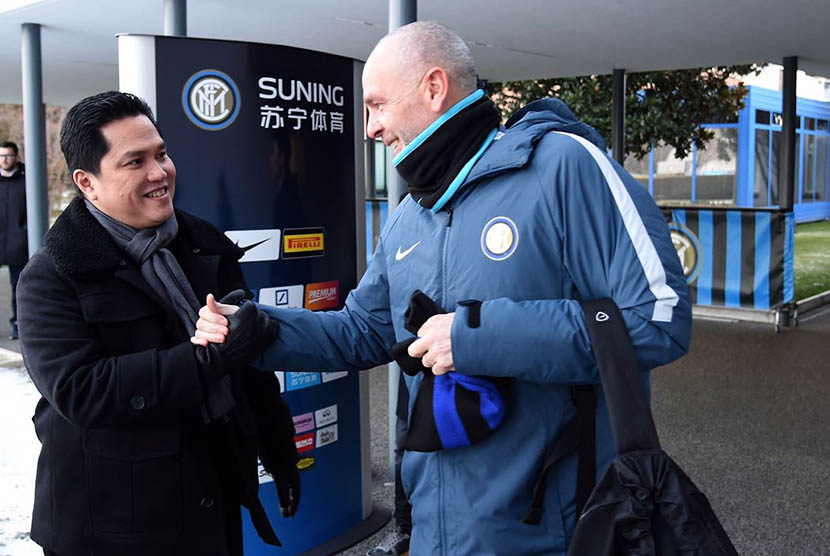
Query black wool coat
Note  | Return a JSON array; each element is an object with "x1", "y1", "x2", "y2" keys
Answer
[
  {"x1": 0, "y1": 162, "x2": 28, "y2": 265},
  {"x1": 17, "y1": 197, "x2": 297, "y2": 556}
]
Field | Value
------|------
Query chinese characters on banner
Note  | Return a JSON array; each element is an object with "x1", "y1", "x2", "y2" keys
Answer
[{"x1": 258, "y1": 77, "x2": 345, "y2": 132}]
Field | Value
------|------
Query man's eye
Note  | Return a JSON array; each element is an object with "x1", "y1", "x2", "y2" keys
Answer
[
  {"x1": 158, "y1": 151, "x2": 168, "y2": 160},
  {"x1": 127, "y1": 159, "x2": 142, "y2": 166}
]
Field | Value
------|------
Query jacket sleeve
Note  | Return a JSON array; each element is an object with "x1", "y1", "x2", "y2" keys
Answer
[
  {"x1": 451, "y1": 132, "x2": 691, "y2": 384},
  {"x1": 17, "y1": 254, "x2": 209, "y2": 428},
  {"x1": 253, "y1": 239, "x2": 396, "y2": 372}
]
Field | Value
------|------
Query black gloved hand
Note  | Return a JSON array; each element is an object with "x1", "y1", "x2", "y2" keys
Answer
[
  {"x1": 218, "y1": 289, "x2": 247, "y2": 307},
  {"x1": 195, "y1": 298, "x2": 278, "y2": 382},
  {"x1": 217, "y1": 300, "x2": 279, "y2": 369},
  {"x1": 274, "y1": 464, "x2": 301, "y2": 517}
]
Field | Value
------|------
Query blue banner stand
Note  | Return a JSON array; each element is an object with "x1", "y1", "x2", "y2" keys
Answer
[{"x1": 118, "y1": 34, "x2": 389, "y2": 554}]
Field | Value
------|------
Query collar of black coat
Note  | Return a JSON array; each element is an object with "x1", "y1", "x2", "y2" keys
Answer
[{"x1": 44, "y1": 195, "x2": 243, "y2": 279}]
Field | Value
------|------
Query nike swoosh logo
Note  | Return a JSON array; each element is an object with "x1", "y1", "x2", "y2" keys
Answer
[
  {"x1": 395, "y1": 241, "x2": 421, "y2": 261},
  {"x1": 238, "y1": 238, "x2": 270, "y2": 252}
]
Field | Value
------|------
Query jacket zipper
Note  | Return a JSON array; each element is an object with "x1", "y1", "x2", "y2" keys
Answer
[
  {"x1": 440, "y1": 204, "x2": 453, "y2": 309},
  {"x1": 438, "y1": 203, "x2": 453, "y2": 552}
]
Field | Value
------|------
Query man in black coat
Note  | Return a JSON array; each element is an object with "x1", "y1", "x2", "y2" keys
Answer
[
  {"x1": 17, "y1": 91, "x2": 300, "y2": 556},
  {"x1": 0, "y1": 140, "x2": 27, "y2": 339}
]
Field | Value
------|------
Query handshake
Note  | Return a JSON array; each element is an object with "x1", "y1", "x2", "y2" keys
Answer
[
  {"x1": 191, "y1": 290, "x2": 300, "y2": 519},
  {"x1": 191, "y1": 289, "x2": 277, "y2": 378}
]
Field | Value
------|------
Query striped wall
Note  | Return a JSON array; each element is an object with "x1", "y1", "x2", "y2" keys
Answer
[{"x1": 666, "y1": 208, "x2": 794, "y2": 310}]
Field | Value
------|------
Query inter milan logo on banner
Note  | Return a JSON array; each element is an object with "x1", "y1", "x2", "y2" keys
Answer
[
  {"x1": 668, "y1": 224, "x2": 702, "y2": 284},
  {"x1": 182, "y1": 69, "x2": 240, "y2": 130}
]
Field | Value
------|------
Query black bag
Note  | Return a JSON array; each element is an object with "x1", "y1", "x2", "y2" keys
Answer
[{"x1": 564, "y1": 299, "x2": 738, "y2": 555}]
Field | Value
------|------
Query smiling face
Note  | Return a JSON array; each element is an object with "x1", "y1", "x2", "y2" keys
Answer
[
  {"x1": 362, "y1": 40, "x2": 438, "y2": 157},
  {"x1": 75, "y1": 115, "x2": 176, "y2": 229}
]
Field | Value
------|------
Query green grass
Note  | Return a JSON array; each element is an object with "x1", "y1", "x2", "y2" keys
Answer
[{"x1": 794, "y1": 220, "x2": 830, "y2": 300}]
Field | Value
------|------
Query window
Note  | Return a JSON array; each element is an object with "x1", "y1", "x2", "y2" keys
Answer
[
  {"x1": 803, "y1": 134, "x2": 816, "y2": 202},
  {"x1": 695, "y1": 127, "x2": 738, "y2": 203},
  {"x1": 755, "y1": 129, "x2": 771, "y2": 206},
  {"x1": 652, "y1": 143, "x2": 692, "y2": 202}
]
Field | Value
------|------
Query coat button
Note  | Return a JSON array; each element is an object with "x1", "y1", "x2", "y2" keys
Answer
[
  {"x1": 130, "y1": 395, "x2": 146, "y2": 411},
  {"x1": 119, "y1": 259, "x2": 127, "y2": 267},
  {"x1": 192, "y1": 247, "x2": 201, "y2": 254},
  {"x1": 200, "y1": 496, "x2": 214, "y2": 509}
]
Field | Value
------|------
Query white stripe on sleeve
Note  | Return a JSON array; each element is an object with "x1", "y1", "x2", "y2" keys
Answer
[{"x1": 554, "y1": 131, "x2": 679, "y2": 322}]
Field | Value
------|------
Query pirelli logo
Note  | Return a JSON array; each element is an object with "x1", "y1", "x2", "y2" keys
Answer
[{"x1": 282, "y1": 227, "x2": 325, "y2": 259}]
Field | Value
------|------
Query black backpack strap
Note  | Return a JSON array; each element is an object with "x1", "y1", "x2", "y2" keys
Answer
[
  {"x1": 578, "y1": 299, "x2": 660, "y2": 453},
  {"x1": 523, "y1": 385, "x2": 596, "y2": 525},
  {"x1": 573, "y1": 385, "x2": 596, "y2": 518}
]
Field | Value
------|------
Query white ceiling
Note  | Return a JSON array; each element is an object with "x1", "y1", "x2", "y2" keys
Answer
[{"x1": 1, "y1": 0, "x2": 829, "y2": 106}]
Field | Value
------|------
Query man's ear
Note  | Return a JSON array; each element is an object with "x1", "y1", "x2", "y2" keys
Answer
[
  {"x1": 73, "y1": 169, "x2": 96, "y2": 200},
  {"x1": 421, "y1": 66, "x2": 450, "y2": 114}
]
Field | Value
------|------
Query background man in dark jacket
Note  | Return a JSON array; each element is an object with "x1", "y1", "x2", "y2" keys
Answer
[
  {"x1": 0, "y1": 140, "x2": 27, "y2": 339},
  {"x1": 17, "y1": 91, "x2": 300, "y2": 556}
]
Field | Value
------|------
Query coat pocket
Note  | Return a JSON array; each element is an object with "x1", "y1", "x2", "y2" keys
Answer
[
  {"x1": 79, "y1": 290, "x2": 168, "y2": 353},
  {"x1": 84, "y1": 426, "x2": 182, "y2": 535}
]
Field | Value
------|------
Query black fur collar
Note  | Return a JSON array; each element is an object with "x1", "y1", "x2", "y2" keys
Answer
[{"x1": 44, "y1": 196, "x2": 243, "y2": 279}]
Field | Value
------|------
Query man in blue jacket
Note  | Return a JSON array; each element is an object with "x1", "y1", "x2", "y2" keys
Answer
[{"x1": 195, "y1": 21, "x2": 691, "y2": 555}]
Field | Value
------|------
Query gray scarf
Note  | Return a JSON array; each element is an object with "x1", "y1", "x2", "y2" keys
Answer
[{"x1": 85, "y1": 200, "x2": 235, "y2": 422}]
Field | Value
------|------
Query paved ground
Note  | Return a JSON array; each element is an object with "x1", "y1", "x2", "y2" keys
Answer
[
  {"x1": 346, "y1": 307, "x2": 830, "y2": 556},
  {"x1": 2, "y1": 264, "x2": 829, "y2": 555}
]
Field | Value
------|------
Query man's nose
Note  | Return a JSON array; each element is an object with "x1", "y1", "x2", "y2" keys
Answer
[
  {"x1": 366, "y1": 112, "x2": 382, "y2": 140},
  {"x1": 148, "y1": 160, "x2": 167, "y2": 181}
]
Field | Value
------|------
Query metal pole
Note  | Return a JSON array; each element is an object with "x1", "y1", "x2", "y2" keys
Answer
[
  {"x1": 386, "y1": 0, "x2": 416, "y2": 481},
  {"x1": 780, "y1": 56, "x2": 797, "y2": 211},
  {"x1": 21, "y1": 23, "x2": 48, "y2": 257},
  {"x1": 612, "y1": 68, "x2": 626, "y2": 164},
  {"x1": 163, "y1": 0, "x2": 187, "y2": 37}
]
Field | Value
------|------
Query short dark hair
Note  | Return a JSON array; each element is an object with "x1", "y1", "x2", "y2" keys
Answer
[
  {"x1": 60, "y1": 91, "x2": 161, "y2": 175},
  {"x1": 0, "y1": 141, "x2": 18, "y2": 155}
]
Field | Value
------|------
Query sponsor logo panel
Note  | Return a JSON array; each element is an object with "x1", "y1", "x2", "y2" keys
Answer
[
  {"x1": 294, "y1": 432, "x2": 315, "y2": 453},
  {"x1": 316, "y1": 424, "x2": 339, "y2": 448},
  {"x1": 321, "y1": 371, "x2": 348, "y2": 383},
  {"x1": 257, "y1": 461, "x2": 274, "y2": 484},
  {"x1": 293, "y1": 412, "x2": 315, "y2": 434},
  {"x1": 259, "y1": 284, "x2": 304, "y2": 308},
  {"x1": 305, "y1": 280, "x2": 339, "y2": 311},
  {"x1": 285, "y1": 372, "x2": 321, "y2": 391},
  {"x1": 224, "y1": 229, "x2": 282, "y2": 263},
  {"x1": 296, "y1": 457, "x2": 315, "y2": 472},
  {"x1": 282, "y1": 227, "x2": 325, "y2": 259},
  {"x1": 315, "y1": 404, "x2": 338, "y2": 428}
]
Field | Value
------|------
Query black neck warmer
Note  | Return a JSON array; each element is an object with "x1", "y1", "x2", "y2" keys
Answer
[{"x1": 395, "y1": 94, "x2": 501, "y2": 210}]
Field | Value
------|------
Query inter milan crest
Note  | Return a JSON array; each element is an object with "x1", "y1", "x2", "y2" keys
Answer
[
  {"x1": 669, "y1": 224, "x2": 702, "y2": 284},
  {"x1": 481, "y1": 216, "x2": 519, "y2": 261},
  {"x1": 182, "y1": 69, "x2": 240, "y2": 131}
]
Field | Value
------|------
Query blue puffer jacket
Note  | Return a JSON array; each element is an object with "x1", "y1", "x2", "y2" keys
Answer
[{"x1": 258, "y1": 98, "x2": 691, "y2": 555}]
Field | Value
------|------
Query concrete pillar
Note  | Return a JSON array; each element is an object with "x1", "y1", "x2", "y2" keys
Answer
[
  {"x1": 386, "y1": 0, "x2": 417, "y2": 481},
  {"x1": 21, "y1": 23, "x2": 48, "y2": 257},
  {"x1": 163, "y1": 0, "x2": 187, "y2": 37},
  {"x1": 612, "y1": 68, "x2": 626, "y2": 164},
  {"x1": 780, "y1": 56, "x2": 797, "y2": 211}
]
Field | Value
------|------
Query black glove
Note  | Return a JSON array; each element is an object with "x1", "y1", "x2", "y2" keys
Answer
[
  {"x1": 218, "y1": 300, "x2": 279, "y2": 369},
  {"x1": 274, "y1": 464, "x2": 301, "y2": 517},
  {"x1": 196, "y1": 297, "x2": 278, "y2": 382}
]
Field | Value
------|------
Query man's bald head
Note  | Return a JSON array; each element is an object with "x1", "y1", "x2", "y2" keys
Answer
[
  {"x1": 368, "y1": 21, "x2": 478, "y2": 96},
  {"x1": 362, "y1": 21, "x2": 480, "y2": 155}
]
